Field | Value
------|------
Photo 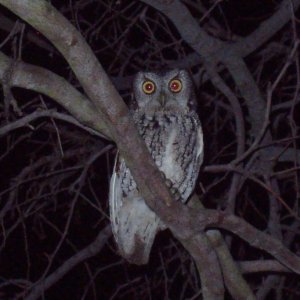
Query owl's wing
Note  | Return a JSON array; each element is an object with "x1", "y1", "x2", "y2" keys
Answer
[
  {"x1": 109, "y1": 153, "x2": 161, "y2": 265},
  {"x1": 160, "y1": 114, "x2": 204, "y2": 202},
  {"x1": 196, "y1": 120, "x2": 204, "y2": 166}
]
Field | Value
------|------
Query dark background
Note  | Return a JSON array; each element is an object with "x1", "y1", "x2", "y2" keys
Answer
[{"x1": 0, "y1": 1, "x2": 299, "y2": 299}]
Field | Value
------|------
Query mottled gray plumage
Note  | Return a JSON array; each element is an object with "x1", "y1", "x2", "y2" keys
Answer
[{"x1": 109, "y1": 69, "x2": 203, "y2": 264}]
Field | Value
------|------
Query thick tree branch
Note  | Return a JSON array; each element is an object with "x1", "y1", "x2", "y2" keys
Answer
[
  {"x1": 189, "y1": 196, "x2": 255, "y2": 299},
  {"x1": 0, "y1": 51, "x2": 110, "y2": 138},
  {"x1": 193, "y1": 209, "x2": 300, "y2": 275},
  {"x1": 239, "y1": 260, "x2": 290, "y2": 274}
]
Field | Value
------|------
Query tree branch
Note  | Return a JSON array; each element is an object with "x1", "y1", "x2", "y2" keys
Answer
[
  {"x1": 0, "y1": 51, "x2": 110, "y2": 138},
  {"x1": 0, "y1": 1, "x2": 224, "y2": 298},
  {"x1": 1, "y1": 1, "x2": 299, "y2": 299},
  {"x1": 24, "y1": 225, "x2": 111, "y2": 300}
]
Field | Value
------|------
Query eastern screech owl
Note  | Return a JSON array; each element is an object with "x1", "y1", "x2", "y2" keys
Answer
[{"x1": 109, "y1": 69, "x2": 204, "y2": 264}]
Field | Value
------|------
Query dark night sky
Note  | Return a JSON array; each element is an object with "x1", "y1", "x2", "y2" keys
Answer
[{"x1": 0, "y1": 1, "x2": 299, "y2": 299}]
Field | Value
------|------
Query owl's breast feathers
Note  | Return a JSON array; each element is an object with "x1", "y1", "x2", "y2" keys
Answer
[
  {"x1": 133, "y1": 110, "x2": 203, "y2": 201},
  {"x1": 109, "y1": 110, "x2": 203, "y2": 264}
]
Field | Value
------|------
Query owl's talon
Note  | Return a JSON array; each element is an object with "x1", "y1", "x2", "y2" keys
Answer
[
  {"x1": 165, "y1": 179, "x2": 173, "y2": 188},
  {"x1": 160, "y1": 171, "x2": 166, "y2": 180},
  {"x1": 174, "y1": 192, "x2": 181, "y2": 201},
  {"x1": 170, "y1": 187, "x2": 177, "y2": 194},
  {"x1": 169, "y1": 186, "x2": 182, "y2": 201}
]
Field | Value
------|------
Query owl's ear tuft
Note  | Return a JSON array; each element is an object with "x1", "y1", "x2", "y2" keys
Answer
[
  {"x1": 133, "y1": 71, "x2": 146, "y2": 85},
  {"x1": 177, "y1": 68, "x2": 189, "y2": 76},
  {"x1": 188, "y1": 91, "x2": 198, "y2": 112}
]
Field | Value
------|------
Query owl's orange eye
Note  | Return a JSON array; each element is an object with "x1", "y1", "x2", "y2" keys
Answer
[
  {"x1": 142, "y1": 80, "x2": 156, "y2": 94},
  {"x1": 169, "y1": 79, "x2": 182, "y2": 93}
]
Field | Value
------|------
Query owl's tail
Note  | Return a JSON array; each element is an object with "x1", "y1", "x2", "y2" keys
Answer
[{"x1": 112, "y1": 196, "x2": 161, "y2": 265}]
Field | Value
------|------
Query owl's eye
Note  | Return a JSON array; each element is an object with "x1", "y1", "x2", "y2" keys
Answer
[
  {"x1": 142, "y1": 80, "x2": 156, "y2": 94},
  {"x1": 169, "y1": 79, "x2": 182, "y2": 93}
]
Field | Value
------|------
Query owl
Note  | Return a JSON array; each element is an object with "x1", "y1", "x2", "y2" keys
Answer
[{"x1": 109, "y1": 69, "x2": 204, "y2": 264}]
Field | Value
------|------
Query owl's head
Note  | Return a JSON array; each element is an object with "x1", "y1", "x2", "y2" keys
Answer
[{"x1": 132, "y1": 69, "x2": 196, "y2": 114}]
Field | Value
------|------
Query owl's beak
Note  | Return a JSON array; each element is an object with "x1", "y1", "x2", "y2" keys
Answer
[{"x1": 158, "y1": 92, "x2": 166, "y2": 107}]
